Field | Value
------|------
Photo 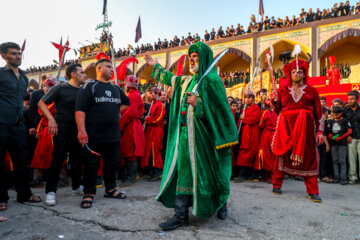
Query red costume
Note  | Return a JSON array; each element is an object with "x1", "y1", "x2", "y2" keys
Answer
[
  {"x1": 31, "y1": 102, "x2": 56, "y2": 169},
  {"x1": 256, "y1": 109, "x2": 278, "y2": 171},
  {"x1": 326, "y1": 56, "x2": 342, "y2": 85},
  {"x1": 236, "y1": 104, "x2": 261, "y2": 167},
  {"x1": 120, "y1": 89, "x2": 145, "y2": 159},
  {"x1": 272, "y1": 59, "x2": 323, "y2": 195},
  {"x1": 141, "y1": 99, "x2": 165, "y2": 169}
]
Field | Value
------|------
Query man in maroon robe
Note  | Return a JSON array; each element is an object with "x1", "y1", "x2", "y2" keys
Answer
[
  {"x1": 234, "y1": 91, "x2": 261, "y2": 182},
  {"x1": 119, "y1": 76, "x2": 145, "y2": 187},
  {"x1": 140, "y1": 87, "x2": 165, "y2": 181},
  {"x1": 271, "y1": 59, "x2": 324, "y2": 202}
]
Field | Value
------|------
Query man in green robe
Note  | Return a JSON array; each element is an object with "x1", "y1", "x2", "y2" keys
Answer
[{"x1": 145, "y1": 42, "x2": 238, "y2": 230}]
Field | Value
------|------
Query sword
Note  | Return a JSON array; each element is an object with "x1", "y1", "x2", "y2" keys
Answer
[{"x1": 192, "y1": 48, "x2": 229, "y2": 94}]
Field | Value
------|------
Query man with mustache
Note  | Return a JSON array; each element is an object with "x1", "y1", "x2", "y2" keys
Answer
[
  {"x1": 0, "y1": 42, "x2": 42, "y2": 212},
  {"x1": 145, "y1": 42, "x2": 238, "y2": 230},
  {"x1": 271, "y1": 59, "x2": 324, "y2": 202}
]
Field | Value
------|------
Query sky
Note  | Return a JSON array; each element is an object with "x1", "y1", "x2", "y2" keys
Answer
[{"x1": 0, "y1": 0, "x2": 357, "y2": 69}]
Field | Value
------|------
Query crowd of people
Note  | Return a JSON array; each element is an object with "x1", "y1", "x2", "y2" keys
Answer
[
  {"x1": 221, "y1": 68, "x2": 285, "y2": 88},
  {"x1": 24, "y1": 59, "x2": 79, "y2": 74},
  {"x1": 26, "y1": 2, "x2": 360, "y2": 76},
  {"x1": 1, "y1": 40, "x2": 360, "y2": 230},
  {"x1": 321, "y1": 63, "x2": 352, "y2": 79}
]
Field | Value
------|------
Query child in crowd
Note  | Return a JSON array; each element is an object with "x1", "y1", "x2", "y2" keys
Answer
[{"x1": 326, "y1": 106, "x2": 352, "y2": 185}]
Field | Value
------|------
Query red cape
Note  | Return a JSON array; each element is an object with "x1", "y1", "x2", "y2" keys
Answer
[
  {"x1": 236, "y1": 104, "x2": 261, "y2": 167},
  {"x1": 140, "y1": 100, "x2": 165, "y2": 169},
  {"x1": 120, "y1": 89, "x2": 145, "y2": 158}
]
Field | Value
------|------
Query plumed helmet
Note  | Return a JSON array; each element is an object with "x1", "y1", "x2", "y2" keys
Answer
[
  {"x1": 283, "y1": 59, "x2": 309, "y2": 86},
  {"x1": 125, "y1": 75, "x2": 138, "y2": 89},
  {"x1": 328, "y1": 56, "x2": 336, "y2": 66}
]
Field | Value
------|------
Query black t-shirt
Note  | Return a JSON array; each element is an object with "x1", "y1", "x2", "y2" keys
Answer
[
  {"x1": 75, "y1": 80, "x2": 130, "y2": 143},
  {"x1": 325, "y1": 118, "x2": 351, "y2": 146},
  {"x1": 42, "y1": 83, "x2": 80, "y2": 128},
  {"x1": 204, "y1": 33, "x2": 210, "y2": 41}
]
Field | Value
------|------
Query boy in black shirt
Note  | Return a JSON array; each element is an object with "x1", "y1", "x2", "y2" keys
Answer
[
  {"x1": 38, "y1": 64, "x2": 87, "y2": 206},
  {"x1": 326, "y1": 106, "x2": 352, "y2": 185},
  {"x1": 75, "y1": 59, "x2": 130, "y2": 208}
]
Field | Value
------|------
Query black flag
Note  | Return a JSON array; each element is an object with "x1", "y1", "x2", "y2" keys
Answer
[
  {"x1": 135, "y1": 16, "x2": 142, "y2": 43},
  {"x1": 259, "y1": 0, "x2": 264, "y2": 18},
  {"x1": 103, "y1": 0, "x2": 107, "y2": 15}
]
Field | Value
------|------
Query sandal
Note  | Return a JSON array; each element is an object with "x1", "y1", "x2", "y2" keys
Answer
[
  {"x1": 0, "y1": 216, "x2": 7, "y2": 222},
  {"x1": 104, "y1": 189, "x2": 127, "y2": 199},
  {"x1": 320, "y1": 177, "x2": 329, "y2": 183},
  {"x1": 18, "y1": 194, "x2": 42, "y2": 203},
  {"x1": 0, "y1": 202, "x2": 7, "y2": 211},
  {"x1": 80, "y1": 194, "x2": 94, "y2": 209}
]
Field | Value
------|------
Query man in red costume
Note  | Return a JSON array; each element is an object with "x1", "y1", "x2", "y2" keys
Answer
[
  {"x1": 119, "y1": 75, "x2": 145, "y2": 187},
  {"x1": 234, "y1": 91, "x2": 261, "y2": 182},
  {"x1": 271, "y1": 59, "x2": 324, "y2": 202},
  {"x1": 326, "y1": 56, "x2": 342, "y2": 85},
  {"x1": 141, "y1": 87, "x2": 165, "y2": 181},
  {"x1": 256, "y1": 99, "x2": 278, "y2": 181}
]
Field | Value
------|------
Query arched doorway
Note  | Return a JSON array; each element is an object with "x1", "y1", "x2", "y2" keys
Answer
[
  {"x1": 259, "y1": 40, "x2": 310, "y2": 73},
  {"x1": 318, "y1": 29, "x2": 360, "y2": 83},
  {"x1": 214, "y1": 48, "x2": 252, "y2": 88}
]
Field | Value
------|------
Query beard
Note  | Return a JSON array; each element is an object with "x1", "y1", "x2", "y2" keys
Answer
[
  {"x1": 291, "y1": 76, "x2": 303, "y2": 83},
  {"x1": 189, "y1": 64, "x2": 199, "y2": 75}
]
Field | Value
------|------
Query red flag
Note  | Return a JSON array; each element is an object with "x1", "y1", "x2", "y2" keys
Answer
[
  {"x1": 51, "y1": 41, "x2": 70, "y2": 66},
  {"x1": 259, "y1": 0, "x2": 264, "y2": 18},
  {"x1": 135, "y1": 16, "x2": 142, "y2": 43}
]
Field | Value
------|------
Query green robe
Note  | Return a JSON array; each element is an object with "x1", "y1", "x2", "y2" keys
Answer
[{"x1": 152, "y1": 42, "x2": 238, "y2": 218}]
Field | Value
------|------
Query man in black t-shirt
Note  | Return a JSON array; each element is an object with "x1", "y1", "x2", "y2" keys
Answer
[
  {"x1": 75, "y1": 59, "x2": 130, "y2": 208},
  {"x1": 38, "y1": 64, "x2": 86, "y2": 206},
  {"x1": 204, "y1": 30, "x2": 210, "y2": 41}
]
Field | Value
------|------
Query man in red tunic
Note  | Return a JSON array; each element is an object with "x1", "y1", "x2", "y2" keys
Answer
[
  {"x1": 141, "y1": 87, "x2": 165, "y2": 181},
  {"x1": 271, "y1": 59, "x2": 324, "y2": 202},
  {"x1": 255, "y1": 99, "x2": 278, "y2": 182},
  {"x1": 119, "y1": 75, "x2": 145, "y2": 187},
  {"x1": 234, "y1": 91, "x2": 261, "y2": 182},
  {"x1": 326, "y1": 56, "x2": 342, "y2": 85}
]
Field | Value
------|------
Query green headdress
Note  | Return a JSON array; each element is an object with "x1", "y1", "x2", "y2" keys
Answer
[{"x1": 188, "y1": 42, "x2": 216, "y2": 79}]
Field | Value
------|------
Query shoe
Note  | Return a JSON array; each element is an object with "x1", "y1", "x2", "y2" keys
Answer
[
  {"x1": 30, "y1": 178, "x2": 43, "y2": 188},
  {"x1": 45, "y1": 192, "x2": 56, "y2": 206},
  {"x1": 159, "y1": 195, "x2": 190, "y2": 230},
  {"x1": 272, "y1": 188, "x2": 282, "y2": 195},
  {"x1": 348, "y1": 180, "x2": 356, "y2": 185},
  {"x1": 340, "y1": 180, "x2": 347, "y2": 185},
  {"x1": 234, "y1": 176, "x2": 244, "y2": 183},
  {"x1": 119, "y1": 161, "x2": 138, "y2": 187},
  {"x1": 72, "y1": 186, "x2": 84, "y2": 195},
  {"x1": 308, "y1": 194, "x2": 322, "y2": 203},
  {"x1": 96, "y1": 177, "x2": 103, "y2": 188},
  {"x1": 217, "y1": 203, "x2": 227, "y2": 220},
  {"x1": 58, "y1": 178, "x2": 69, "y2": 188},
  {"x1": 333, "y1": 179, "x2": 340, "y2": 184},
  {"x1": 150, "y1": 173, "x2": 162, "y2": 181}
]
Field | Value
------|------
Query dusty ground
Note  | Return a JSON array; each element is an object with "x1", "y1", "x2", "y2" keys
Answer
[{"x1": 1, "y1": 178, "x2": 360, "y2": 240}]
